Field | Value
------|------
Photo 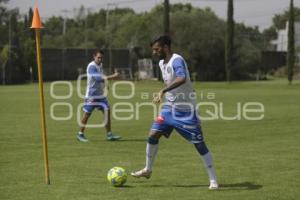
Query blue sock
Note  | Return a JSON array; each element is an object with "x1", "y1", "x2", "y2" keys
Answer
[
  {"x1": 194, "y1": 142, "x2": 209, "y2": 155},
  {"x1": 148, "y1": 137, "x2": 159, "y2": 145}
]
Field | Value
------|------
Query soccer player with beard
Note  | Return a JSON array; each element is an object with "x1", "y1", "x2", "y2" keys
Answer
[{"x1": 131, "y1": 36, "x2": 219, "y2": 189}]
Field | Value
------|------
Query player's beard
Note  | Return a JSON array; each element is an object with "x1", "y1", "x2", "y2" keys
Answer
[
  {"x1": 158, "y1": 52, "x2": 166, "y2": 60},
  {"x1": 152, "y1": 53, "x2": 165, "y2": 61}
]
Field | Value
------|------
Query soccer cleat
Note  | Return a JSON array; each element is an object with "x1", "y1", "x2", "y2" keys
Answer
[
  {"x1": 209, "y1": 180, "x2": 219, "y2": 190},
  {"x1": 107, "y1": 133, "x2": 121, "y2": 141},
  {"x1": 77, "y1": 133, "x2": 88, "y2": 142},
  {"x1": 131, "y1": 168, "x2": 152, "y2": 179}
]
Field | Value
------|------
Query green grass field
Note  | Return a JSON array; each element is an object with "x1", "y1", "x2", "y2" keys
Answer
[{"x1": 1, "y1": 79, "x2": 300, "y2": 200}]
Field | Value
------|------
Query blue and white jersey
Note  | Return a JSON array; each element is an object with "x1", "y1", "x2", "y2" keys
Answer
[
  {"x1": 85, "y1": 61, "x2": 105, "y2": 99},
  {"x1": 159, "y1": 54, "x2": 196, "y2": 111}
]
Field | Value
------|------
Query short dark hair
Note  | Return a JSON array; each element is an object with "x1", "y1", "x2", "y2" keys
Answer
[
  {"x1": 150, "y1": 35, "x2": 171, "y2": 47},
  {"x1": 93, "y1": 49, "x2": 104, "y2": 56}
]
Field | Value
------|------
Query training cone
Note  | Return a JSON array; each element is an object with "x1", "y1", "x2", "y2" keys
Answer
[{"x1": 31, "y1": 7, "x2": 43, "y2": 29}]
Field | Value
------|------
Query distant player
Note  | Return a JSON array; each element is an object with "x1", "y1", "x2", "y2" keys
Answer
[
  {"x1": 131, "y1": 36, "x2": 219, "y2": 189},
  {"x1": 77, "y1": 50, "x2": 121, "y2": 142}
]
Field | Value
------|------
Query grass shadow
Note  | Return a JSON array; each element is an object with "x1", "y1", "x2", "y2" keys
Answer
[
  {"x1": 218, "y1": 182, "x2": 263, "y2": 190},
  {"x1": 138, "y1": 182, "x2": 262, "y2": 190},
  {"x1": 114, "y1": 185, "x2": 136, "y2": 188},
  {"x1": 113, "y1": 139, "x2": 147, "y2": 142},
  {"x1": 94, "y1": 138, "x2": 146, "y2": 143}
]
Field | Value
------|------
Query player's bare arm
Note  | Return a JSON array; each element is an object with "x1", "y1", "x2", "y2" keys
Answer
[
  {"x1": 103, "y1": 69, "x2": 120, "y2": 80},
  {"x1": 153, "y1": 76, "x2": 186, "y2": 103}
]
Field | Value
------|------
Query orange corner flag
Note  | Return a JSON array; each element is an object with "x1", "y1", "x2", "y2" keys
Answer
[{"x1": 31, "y1": 7, "x2": 43, "y2": 29}]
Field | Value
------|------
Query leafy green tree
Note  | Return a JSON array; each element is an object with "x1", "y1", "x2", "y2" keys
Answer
[
  {"x1": 234, "y1": 38, "x2": 261, "y2": 79},
  {"x1": 85, "y1": 9, "x2": 106, "y2": 29},
  {"x1": 287, "y1": 0, "x2": 295, "y2": 84},
  {"x1": 164, "y1": 0, "x2": 170, "y2": 35},
  {"x1": 225, "y1": 0, "x2": 234, "y2": 82},
  {"x1": 44, "y1": 16, "x2": 64, "y2": 36},
  {"x1": 22, "y1": 38, "x2": 35, "y2": 80},
  {"x1": 0, "y1": 1, "x2": 272, "y2": 82},
  {"x1": 0, "y1": 0, "x2": 9, "y2": 47},
  {"x1": 272, "y1": 7, "x2": 300, "y2": 30},
  {"x1": 262, "y1": 26, "x2": 277, "y2": 49},
  {"x1": 233, "y1": 23, "x2": 265, "y2": 79},
  {"x1": 0, "y1": 45, "x2": 13, "y2": 84},
  {"x1": 171, "y1": 5, "x2": 226, "y2": 80},
  {"x1": 263, "y1": 5, "x2": 300, "y2": 50}
]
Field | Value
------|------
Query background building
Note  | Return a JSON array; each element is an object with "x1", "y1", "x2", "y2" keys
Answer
[{"x1": 271, "y1": 22, "x2": 300, "y2": 65}]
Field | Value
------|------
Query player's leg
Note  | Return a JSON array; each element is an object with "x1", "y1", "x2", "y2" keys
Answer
[
  {"x1": 173, "y1": 111, "x2": 218, "y2": 189},
  {"x1": 105, "y1": 108, "x2": 121, "y2": 140},
  {"x1": 131, "y1": 130, "x2": 163, "y2": 178},
  {"x1": 194, "y1": 142, "x2": 218, "y2": 189},
  {"x1": 77, "y1": 111, "x2": 91, "y2": 142},
  {"x1": 175, "y1": 127, "x2": 218, "y2": 189},
  {"x1": 104, "y1": 108, "x2": 111, "y2": 133},
  {"x1": 80, "y1": 112, "x2": 91, "y2": 132},
  {"x1": 98, "y1": 99, "x2": 121, "y2": 141},
  {"x1": 77, "y1": 99, "x2": 96, "y2": 142},
  {"x1": 145, "y1": 131, "x2": 162, "y2": 172},
  {"x1": 131, "y1": 113, "x2": 173, "y2": 179}
]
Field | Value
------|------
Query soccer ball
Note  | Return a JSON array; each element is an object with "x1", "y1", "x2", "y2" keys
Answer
[{"x1": 107, "y1": 167, "x2": 127, "y2": 187}]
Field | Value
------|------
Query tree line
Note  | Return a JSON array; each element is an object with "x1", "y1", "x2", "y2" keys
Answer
[{"x1": 0, "y1": 0, "x2": 299, "y2": 83}]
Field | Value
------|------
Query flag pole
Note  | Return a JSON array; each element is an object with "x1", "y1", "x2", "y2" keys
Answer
[{"x1": 31, "y1": 7, "x2": 50, "y2": 185}]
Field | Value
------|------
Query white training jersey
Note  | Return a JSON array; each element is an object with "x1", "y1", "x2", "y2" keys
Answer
[
  {"x1": 159, "y1": 53, "x2": 196, "y2": 111},
  {"x1": 85, "y1": 61, "x2": 106, "y2": 99}
]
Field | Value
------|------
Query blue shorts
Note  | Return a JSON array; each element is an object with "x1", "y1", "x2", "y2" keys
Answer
[
  {"x1": 151, "y1": 108, "x2": 203, "y2": 143},
  {"x1": 83, "y1": 98, "x2": 110, "y2": 113}
]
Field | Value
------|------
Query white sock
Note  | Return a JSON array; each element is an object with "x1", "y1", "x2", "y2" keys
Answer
[
  {"x1": 201, "y1": 152, "x2": 217, "y2": 182},
  {"x1": 145, "y1": 143, "x2": 158, "y2": 171},
  {"x1": 78, "y1": 132, "x2": 84, "y2": 135}
]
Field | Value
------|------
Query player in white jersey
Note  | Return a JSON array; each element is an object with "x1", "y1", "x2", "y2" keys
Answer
[
  {"x1": 131, "y1": 36, "x2": 218, "y2": 189},
  {"x1": 77, "y1": 50, "x2": 121, "y2": 142}
]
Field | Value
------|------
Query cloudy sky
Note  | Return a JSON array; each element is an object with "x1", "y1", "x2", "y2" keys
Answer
[{"x1": 6, "y1": 0, "x2": 300, "y2": 30}]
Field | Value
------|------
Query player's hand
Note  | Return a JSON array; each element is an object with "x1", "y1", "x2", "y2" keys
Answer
[
  {"x1": 153, "y1": 90, "x2": 164, "y2": 104},
  {"x1": 152, "y1": 95, "x2": 160, "y2": 104},
  {"x1": 102, "y1": 75, "x2": 108, "y2": 80},
  {"x1": 106, "y1": 69, "x2": 119, "y2": 80},
  {"x1": 113, "y1": 69, "x2": 120, "y2": 78},
  {"x1": 114, "y1": 72, "x2": 120, "y2": 78}
]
